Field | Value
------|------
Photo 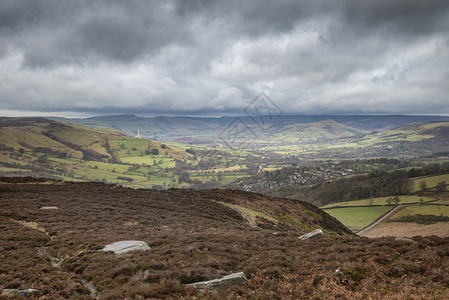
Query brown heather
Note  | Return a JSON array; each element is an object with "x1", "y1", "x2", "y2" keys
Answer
[{"x1": 0, "y1": 178, "x2": 449, "y2": 299}]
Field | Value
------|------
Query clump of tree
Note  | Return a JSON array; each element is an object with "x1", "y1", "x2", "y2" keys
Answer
[
  {"x1": 391, "y1": 214, "x2": 449, "y2": 225},
  {"x1": 436, "y1": 181, "x2": 447, "y2": 193},
  {"x1": 419, "y1": 181, "x2": 428, "y2": 191},
  {"x1": 37, "y1": 155, "x2": 49, "y2": 163},
  {"x1": 117, "y1": 176, "x2": 133, "y2": 183}
]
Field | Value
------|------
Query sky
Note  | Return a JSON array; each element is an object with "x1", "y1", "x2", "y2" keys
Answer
[{"x1": 1, "y1": 0, "x2": 449, "y2": 118}]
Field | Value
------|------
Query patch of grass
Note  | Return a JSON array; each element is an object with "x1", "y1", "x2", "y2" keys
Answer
[
  {"x1": 217, "y1": 202, "x2": 278, "y2": 223},
  {"x1": 326, "y1": 206, "x2": 391, "y2": 230},
  {"x1": 411, "y1": 174, "x2": 449, "y2": 192},
  {"x1": 279, "y1": 214, "x2": 301, "y2": 226},
  {"x1": 321, "y1": 196, "x2": 435, "y2": 208},
  {"x1": 0, "y1": 166, "x2": 31, "y2": 172},
  {"x1": 305, "y1": 209, "x2": 322, "y2": 220}
]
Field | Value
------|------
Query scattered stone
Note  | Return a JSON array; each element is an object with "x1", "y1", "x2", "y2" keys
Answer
[
  {"x1": 82, "y1": 279, "x2": 99, "y2": 300},
  {"x1": 51, "y1": 257, "x2": 64, "y2": 268},
  {"x1": 187, "y1": 272, "x2": 248, "y2": 292},
  {"x1": 333, "y1": 269, "x2": 342, "y2": 276},
  {"x1": 395, "y1": 237, "x2": 416, "y2": 243},
  {"x1": 101, "y1": 240, "x2": 150, "y2": 254},
  {"x1": 2, "y1": 288, "x2": 41, "y2": 298},
  {"x1": 40, "y1": 206, "x2": 59, "y2": 210},
  {"x1": 299, "y1": 229, "x2": 324, "y2": 240}
]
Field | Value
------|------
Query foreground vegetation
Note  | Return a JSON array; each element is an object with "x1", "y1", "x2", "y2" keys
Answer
[{"x1": 2, "y1": 179, "x2": 449, "y2": 299}]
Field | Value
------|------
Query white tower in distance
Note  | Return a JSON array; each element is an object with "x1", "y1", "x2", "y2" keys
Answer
[{"x1": 135, "y1": 129, "x2": 142, "y2": 138}]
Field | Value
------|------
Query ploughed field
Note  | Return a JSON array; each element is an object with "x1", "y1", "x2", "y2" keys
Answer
[{"x1": 1, "y1": 179, "x2": 449, "y2": 299}]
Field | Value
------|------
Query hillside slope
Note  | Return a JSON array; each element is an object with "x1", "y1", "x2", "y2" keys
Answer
[
  {"x1": 0, "y1": 117, "x2": 123, "y2": 160},
  {"x1": 1, "y1": 179, "x2": 449, "y2": 299},
  {"x1": 357, "y1": 121, "x2": 449, "y2": 157},
  {"x1": 53, "y1": 114, "x2": 449, "y2": 134},
  {"x1": 0, "y1": 117, "x2": 192, "y2": 188},
  {"x1": 270, "y1": 119, "x2": 367, "y2": 143},
  {"x1": 291, "y1": 121, "x2": 449, "y2": 159},
  {"x1": 0, "y1": 117, "x2": 190, "y2": 161},
  {"x1": 53, "y1": 115, "x2": 369, "y2": 145}
]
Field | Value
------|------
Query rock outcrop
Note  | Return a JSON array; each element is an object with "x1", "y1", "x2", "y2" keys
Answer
[
  {"x1": 101, "y1": 240, "x2": 150, "y2": 254},
  {"x1": 40, "y1": 206, "x2": 59, "y2": 210},
  {"x1": 299, "y1": 229, "x2": 324, "y2": 240},
  {"x1": 187, "y1": 272, "x2": 247, "y2": 292},
  {"x1": 2, "y1": 289, "x2": 41, "y2": 298}
]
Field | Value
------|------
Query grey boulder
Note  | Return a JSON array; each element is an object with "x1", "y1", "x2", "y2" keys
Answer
[
  {"x1": 395, "y1": 237, "x2": 416, "y2": 243},
  {"x1": 187, "y1": 272, "x2": 248, "y2": 292},
  {"x1": 299, "y1": 229, "x2": 324, "y2": 240},
  {"x1": 101, "y1": 240, "x2": 150, "y2": 254},
  {"x1": 40, "y1": 206, "x2": 59, "y2": 210},
  {"x1": 2, "y1": 289, "x2": 41, "y2": 298}
]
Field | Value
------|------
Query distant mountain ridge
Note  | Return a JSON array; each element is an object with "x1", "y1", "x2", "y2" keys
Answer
[{"x1": 50, "y1": 114, "x2": 449, "y2": 145}]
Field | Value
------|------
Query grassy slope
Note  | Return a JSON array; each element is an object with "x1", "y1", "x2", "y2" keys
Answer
[
  {"x1": 273, "y1": 119, "x2": 368, "y2": 143},
  {"x1": 411, "y1": 173, "x2": 449, "y2": 192},
  {"x1": 325, "y1": 206, "x2": 392, "y2": 230},
  {"x1": 274, "y1": 121, "x2": 449, "y2": 159},
  {"x1": 321, "y1": 195, "x2": 435, "y2": 208},
  {"x1": 0, "y1": 117, "x2": 192, "y2": 188}
]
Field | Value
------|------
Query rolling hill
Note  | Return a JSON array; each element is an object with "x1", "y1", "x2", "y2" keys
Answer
[
  {"x1": 0, "y1": 117, "x2": 192, "y2": 188},
  {"x1": 355, "y1": 121, "x2": 449, "y2": 157},
  {"x1": 51, "y1": 114, "x2": 449, "y2": 143},
  {"x1": 266, "y1": 119, "x2": 368, "y2": 144},
  {"x1": 52, "y1": 115, "x2": 371, "y2": 145},
  {"x1": 0, "y1": 117, "x2": 190, "y2": 161},
  {"x1": 278, "y1": 121, "x2": 449, "y2": 160}
]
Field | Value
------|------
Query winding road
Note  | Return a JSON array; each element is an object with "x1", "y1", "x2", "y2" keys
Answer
[{"x1": 357, "y1": 205, "x2": 404, "y2": 236}]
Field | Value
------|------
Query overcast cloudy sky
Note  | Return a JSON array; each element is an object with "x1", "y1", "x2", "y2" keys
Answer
[{"x1": 1, "y1": 0, "x2": 449, "y2": 117}]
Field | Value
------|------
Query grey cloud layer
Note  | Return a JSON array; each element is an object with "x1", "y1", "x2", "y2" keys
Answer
[{"x1": 0, "y1": 0, "x2": 448, "y2": 115}]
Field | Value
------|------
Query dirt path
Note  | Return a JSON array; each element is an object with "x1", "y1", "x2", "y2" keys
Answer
[
  {"x1": 217, "y1": 202, "x2": 257, "y2": 228},
  {"x1": 357, "y1": 205, "x2": 404, "y2": 236}
]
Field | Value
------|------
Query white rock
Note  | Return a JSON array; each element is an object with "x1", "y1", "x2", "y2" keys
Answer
[
  {"x1": 299, "y1": 229, "x2": 324, "y2": 240},
  {"x1": 333, "y1": 268, "x2": 342, "y2": 276},
  {"x1": 395, "y1": 237, "x2": 416, "y2": 243},
  {"x1": 101, "y1": 240, "x2": 150, "y2": 254},
  {"x1": 2, "y1": 288, "x2": 41, "y2": 298},
  {"x1": 187, "y1": 272, "x2": 247, "y2": 292},
  {"x1": 40, "y1": 206, "x2": 59, "y2": 210}
]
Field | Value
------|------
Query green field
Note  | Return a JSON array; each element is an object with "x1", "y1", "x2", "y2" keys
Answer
[
  {"x1": 390, "y1": 205, "x2": 449, "y2": 220},
  {"x1": 325, "y1": 206, "x2": 392, "y2": 230},
  {"x1": 411, "y1": 174, "x2": 449, "y2": 192},
  {"x1": 0, "y1": 166, "x2": 31, "y2": 172},
  {"x1": 321, "y1": 195, "x2": 435, "y2": 208}
]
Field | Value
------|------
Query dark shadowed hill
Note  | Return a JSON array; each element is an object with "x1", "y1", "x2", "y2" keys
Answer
[
  {"x1": 1, "y1": 179, "x2": 449, "y2": 298},
  {"x1": 51, "y1": 114, "x2": 449, "y2": 145}
]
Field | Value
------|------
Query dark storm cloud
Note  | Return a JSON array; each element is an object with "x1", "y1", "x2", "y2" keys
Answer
[
  {"x1": 0, "y1": 0, "x2": 449, "y2": 116},
  {"x1": 0, "y1": 0, "x2": 194, "y2": 66},
  {"x1": 342, "y1": 0, "x2": 449, "y2": 36}
]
